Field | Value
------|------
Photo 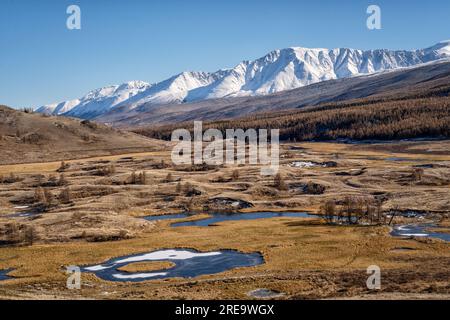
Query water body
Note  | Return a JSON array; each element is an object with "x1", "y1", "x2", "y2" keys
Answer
[
  {"x1": 3, "y1": 206, "x2": 40, "y2": 219},
  {"x1": 0, "y1": 269, "x2": 13, "y2": 281},
  {"x1": 3, "y1": 212, "x2": 36, "y2": 218},
  {"x1": 247, "y1": 288, "x2": 285, "y2": 299},
  {"x1": 144, "y1": 212, "x2": 316, "y2": 227},
  {"x1": 391, "y1": 224, "x2": 450, "y2": 242},
  {"x1": 82, "y1": 249, "x2": 263, "y2": 282}
]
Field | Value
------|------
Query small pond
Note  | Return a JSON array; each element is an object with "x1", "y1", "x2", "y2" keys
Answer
[
  {"x1": 82, "y1": 249, "x2": 264, "y2": 282},
  {"x1": 144, "y1": 212, "x2": 317, "y2": 227},
  {"x1": 0, "y1": 269, "x2": 13, "y2": 281}
]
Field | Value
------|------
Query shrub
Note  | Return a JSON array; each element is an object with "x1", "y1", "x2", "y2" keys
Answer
[
  {"x1": 59, "y1": 187, "x2": 71, "y2": 204},
  {"x1": 164, "y1": 173, "x2": 173, "y2": 183},
  {"x1": 58, "y1": 173, "x2": 68, "y2": 186},
  {"x1": 303, "y1": 182, "x2": 326, "y2": 195},
  {"x1": 273, "y1": 173, "x2": 288, "y2": 191},
  {"x1": 34, "y1": 187, "x2": 46, "y2": 203},
  {"x1": 57, "y1": 161, "x2": 70, "y2": 172}
]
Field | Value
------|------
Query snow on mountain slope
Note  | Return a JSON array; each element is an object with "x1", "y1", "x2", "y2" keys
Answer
[
  {"x1": 36, "y1": 80, "x2": 151, "y2": 118},
  {"x1": 36, "y1": 41, "x2": 450, "y2": 119}
]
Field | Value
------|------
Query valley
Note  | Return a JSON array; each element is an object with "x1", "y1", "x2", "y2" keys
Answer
[{"x1": 0, "y1": 139, "x2": 448, "y2": 299}]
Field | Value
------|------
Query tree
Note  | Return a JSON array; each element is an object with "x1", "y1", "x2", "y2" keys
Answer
[
  {"x1": 165, "y1": 173, "x2": 173, "y2": 183},
  {"x1": 375, "y1": 200, "x2": 383, "y2": 224},
  {"x1": 34, "y1": 187, "x2": 46, "y2": 203},
  {"x1": 58, "y1": 161, "x2": 69, "y2": 172},
  {"x1": 412, "y1": 168, "x2": 424, "y2": 181},
  {"x1": 58, "y1": 173, "x2": 68, "y2": 186},
  {"x1": 59, "y1": 187, "x2": 71, "y2": 204},
  {"x1": 273, "y1": 173, "x2": 287, "y2": 191},
  {"x1": 176, "y1": 181, "x2": 182, "y2": 194},
  {"x1": 321, "y1": 200, "x2": 336, "y2": 224},
  {"x1": 130, "y1": 171, "x2": 137, "y2": 184},
  {"x1": 109, "y1": 164, "x2": 116, "y2": 175},
  {"x1": 5, "y1": 223, "x2": 19, "y2": 243},
  {"x1": 43, "y1": 189, "x2": 53, "y2": 207},
  {"x1": 138, "y1": 171, "x2": 147, "y2": 184},
  {"x1": 23, "y1": 226, "x2": 37, "y2": 246}
]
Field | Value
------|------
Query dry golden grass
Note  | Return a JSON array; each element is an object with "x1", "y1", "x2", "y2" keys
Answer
[
  {"x1": 0, "y1": 140, "x2": 449, "y2": 299},
  {"x1": 0, "y1": 217, "x2": 448, "y2": 299}
]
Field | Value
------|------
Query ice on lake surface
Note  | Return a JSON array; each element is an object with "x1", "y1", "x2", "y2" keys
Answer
[{"x1": 82, "y1": 249, "x2": 263, "y2": 282}]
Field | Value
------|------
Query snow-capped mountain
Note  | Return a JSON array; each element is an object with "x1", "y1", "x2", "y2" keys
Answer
[
  {"x1": 36, "y1": 41, "x2": 450, "y2": 119},
  {"x1": 37, "y1": 80, "x2": 151, "y2": 118}
]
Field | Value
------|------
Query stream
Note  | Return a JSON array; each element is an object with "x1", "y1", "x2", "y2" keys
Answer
[{"x1": 391, "y1": 223, "x2": 450, "y2": 242}]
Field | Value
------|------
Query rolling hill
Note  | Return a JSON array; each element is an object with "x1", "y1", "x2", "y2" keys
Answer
[{"x1": 0, "y1": 106, "x2": 166, "y2": 165}]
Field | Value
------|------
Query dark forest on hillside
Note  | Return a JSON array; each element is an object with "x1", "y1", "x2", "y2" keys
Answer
[{"x1": 133, "y1": 93, "x2": 450, "y2": 142}]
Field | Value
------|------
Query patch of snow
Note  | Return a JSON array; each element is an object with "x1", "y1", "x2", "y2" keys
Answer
[
  {"x1": 401, "y1": 233, "x2": 429, "y2": 237},
  {"x1": 112, "y1": 272, "x2": 168, "y2": 280},
  {"x1": 84, "y1": 265, "x2": 110, "y2": 271},
  {"x1": 289, "y1": 161, "x2": 318, "y2": 168},
  {"x1": 115, "y1": 249, "x2": 222, "y2": 264}
]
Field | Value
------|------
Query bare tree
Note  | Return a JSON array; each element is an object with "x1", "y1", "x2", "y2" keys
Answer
[
  {"x1": 5, "y1": 223, "x2": 20, "y2": 243},
  {"x1": 274, "y1": 173, "x2": 288, "y2": 191},
  {"x1": 23, "y1": 226, "x2": 37, "y2": 246},
  {"x1": 231, "y1": 169, "x2": 240, "y2": 181},
  {"x1": 412, "y1": 168, "x2": 424, "y2": 182},
  {"x1": 34, "y1": 187, "x2": 46, "y2": 203},
  {"x1": 59, "y1": 187, "x2": 71, "y2": 204},
  {"x1": 165, "y1": 173, "x2": 173, "y2": 183},
  {"x1": 58, "y1": 173, "x2": 68, "y2": 186},
  {"x1": 321, "y1": 200, "x2": 336, "y2": 224}
]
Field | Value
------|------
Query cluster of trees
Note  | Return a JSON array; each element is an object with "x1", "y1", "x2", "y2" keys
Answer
[
  {"x1": 128, "y1": 171, "x2": 147, "y2": 184},
  {"x1": 0, "y1": 173, "x2": 22, "y2": 184},
  {"x1": 3, "y1": 223, "x2": 37, "y2": 246},
  {"x1": 321, "y1": 196, "x2": 385, "y2": 225},
  {"x1": 134, "y1": 95, "x2": 450, "y2": 142}
]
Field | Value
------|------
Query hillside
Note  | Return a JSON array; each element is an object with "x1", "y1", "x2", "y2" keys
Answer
[
  {"x1": 134, "y1": 90, "x2": 450, "y2": 142},
  {"x1": 0, "y1": 106, "x2": 166, "y2": 165}
]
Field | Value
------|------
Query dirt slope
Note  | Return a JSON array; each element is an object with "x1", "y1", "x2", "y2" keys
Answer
[{"x1": 0, "y1": 106, "x2": 167, "y2": 165}]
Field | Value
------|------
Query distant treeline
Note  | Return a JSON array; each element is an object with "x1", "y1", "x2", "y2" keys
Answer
[{"x1": 133, "y1": 95, "x2": 450, "y2": 142}]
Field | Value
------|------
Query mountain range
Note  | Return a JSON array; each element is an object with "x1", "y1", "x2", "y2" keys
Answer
[{"x1": 36, "y1": 41, "x2": 450, "y2": 121}]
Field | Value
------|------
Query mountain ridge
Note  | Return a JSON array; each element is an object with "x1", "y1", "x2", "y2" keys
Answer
[
  {"x1": 36, "y1": 41, "x2": 450, "y2": 120},
  {"x1": 100, "y1": 60, "x2": 450, "y2": 127}
]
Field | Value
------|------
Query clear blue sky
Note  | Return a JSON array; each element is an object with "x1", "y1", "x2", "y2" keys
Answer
[{"x1": 1, "y1": 0, "x2": 449, "y2": 108}]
